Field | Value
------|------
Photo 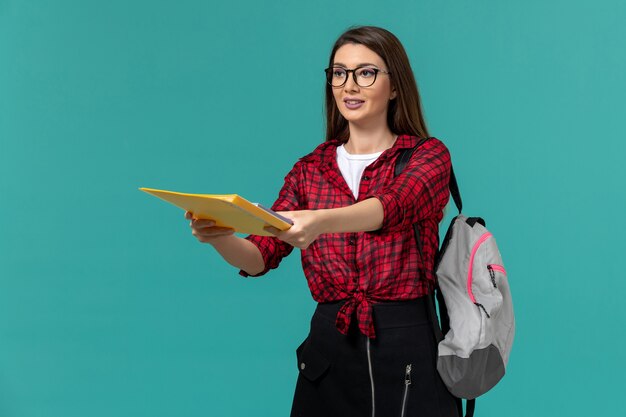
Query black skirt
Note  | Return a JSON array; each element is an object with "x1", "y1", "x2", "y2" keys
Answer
[{"x1": 290, "y1": 297, "x2": 459, "y2": 417}]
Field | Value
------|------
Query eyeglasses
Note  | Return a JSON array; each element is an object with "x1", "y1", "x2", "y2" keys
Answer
[{"x1": 324, "y1": 66, "x2": 391, "y2": 88}]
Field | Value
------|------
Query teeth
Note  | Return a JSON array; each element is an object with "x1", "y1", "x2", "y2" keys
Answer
[{"x1": 346, "y1": 100, "x2": 363, "y2": 104}]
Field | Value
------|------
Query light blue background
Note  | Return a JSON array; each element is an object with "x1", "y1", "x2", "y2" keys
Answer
[{"x1": 1, "y1": 0, "x2": 624, "y2": 416}]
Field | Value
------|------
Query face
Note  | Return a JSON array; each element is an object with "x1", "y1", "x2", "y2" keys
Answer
[{"x1": 330, "y1": 43, "x2": 396, "y2": 127}]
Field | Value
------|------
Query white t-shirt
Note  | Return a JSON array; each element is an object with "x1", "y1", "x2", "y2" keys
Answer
[{"x1": 336, "y1": 144, "x2": 383, "y2": 199}]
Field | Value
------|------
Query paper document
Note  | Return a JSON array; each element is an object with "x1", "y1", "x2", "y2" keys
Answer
[{"x1": 140, "y1": 187, "x2": 293, "y2": 236}]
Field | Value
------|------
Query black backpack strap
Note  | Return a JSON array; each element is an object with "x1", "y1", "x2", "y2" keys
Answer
[
  {"x1": 466, "y1": 399, "x2": 476, "y2": 417},
  {"x1": 449, "y1": 166, "x2": 463, "y2": 214},
  {"x1": 393, "y1": 137, "x2": 430, "y2": 175},
  {"x1": 394, "y1": 137, "x2": 444, "y2": 344},
  {"x1": 395, "y1": 137, "x2": 462, "y2": 214},
  {"x1": 394, "y1": 146, "x2": 415, "y2": 177},
  {"x1": 395, "y1": 138, "x2": 476, "y2": 417}
]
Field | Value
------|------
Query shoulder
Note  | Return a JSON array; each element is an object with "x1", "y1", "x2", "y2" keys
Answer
[
  {"x1": 410, "y1": 136, "x2": 448, "y2": 152},
  {"x1": 391, "y1": 135, "x2": 450, "y2": 162},
  {"x1": 415, "y1": 137, "x2": 452, "y2": 177},
  {"x1": 426, "y1": 136, "x2": 448, "y2": 151},
  {"x1": 297, "y1": 140, "x2": 342, "y2": 164},
  {"x1": 410, "y1": 136, "x2": 450, "y2": 160},
  {"x1": 392, "y1": 136, "x2": 451, "y2": 177},
  {"x1": 280, "y1": 140, "x2": 340, "y2": 182}
]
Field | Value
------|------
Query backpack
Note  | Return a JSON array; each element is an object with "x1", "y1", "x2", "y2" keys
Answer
[{"x1": 395, "y1": 138, "x2": 515, "y2": 417}]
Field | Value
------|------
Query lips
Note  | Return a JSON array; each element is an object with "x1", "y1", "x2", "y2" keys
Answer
[{"x1": 343, "y1": 98, "x2": 365, "y2": 110}]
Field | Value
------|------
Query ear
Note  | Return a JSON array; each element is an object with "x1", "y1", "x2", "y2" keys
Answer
[{"x1": 390, "y1": 88, "x2": 397, "y2": 100}]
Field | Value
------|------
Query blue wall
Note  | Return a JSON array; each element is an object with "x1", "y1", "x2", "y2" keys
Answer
[{"x1": 1, "y1": 0, "x2": 624, "y2": 415}]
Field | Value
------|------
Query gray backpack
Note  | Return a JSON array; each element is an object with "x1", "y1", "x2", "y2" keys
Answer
[{"x1": 396, "y1": 140, "x2": 515, "y2": 417}]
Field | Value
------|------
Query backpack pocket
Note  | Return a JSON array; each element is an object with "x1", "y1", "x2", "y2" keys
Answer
[
  {"x1": 468, "y1": 233, "x2": 505, "y2": 319},
  {"x1": 487, "y1": 264, "x2": 507, "y2": 287}
]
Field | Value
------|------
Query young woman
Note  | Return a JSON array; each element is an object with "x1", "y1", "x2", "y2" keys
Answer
[{"x1": 186, "y1": 26, "x2": 459, "y2": 417}]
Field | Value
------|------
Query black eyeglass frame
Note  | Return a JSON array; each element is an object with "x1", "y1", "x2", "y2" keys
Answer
[{"x1": 324, "y1": 66, "x2": 392, "y2": 88}]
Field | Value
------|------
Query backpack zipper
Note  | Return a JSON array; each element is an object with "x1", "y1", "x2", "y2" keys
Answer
[
  {"x1": 400, "y1": 364, "x2": 412, "y2": 417},
  {"x1": 466, "y1": 232, "x2": 493, "y2": 304},
  {"x1": 487, "y1": 264, "x2": 507, "y2": 288},
  {"x1": 488, "y1": 264, "x2": 507, "y2": 274},
  {"x1": 487, "y1": 265, "x2": 497, "y2": 288}
]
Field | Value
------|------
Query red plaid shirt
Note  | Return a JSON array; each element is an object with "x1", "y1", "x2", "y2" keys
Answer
[{"x1": 240, "y1": 135, "x2": 451, "y2": 338}]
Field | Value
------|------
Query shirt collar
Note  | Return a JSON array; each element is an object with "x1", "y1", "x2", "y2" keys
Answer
[{"x1": 310, "y1": 134, "x2": 424, "y2": 166}]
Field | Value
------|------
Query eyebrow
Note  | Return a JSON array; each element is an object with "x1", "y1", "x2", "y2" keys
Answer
[{"x1": 332, "y1": 62, "x2": 381, "y2": 68}]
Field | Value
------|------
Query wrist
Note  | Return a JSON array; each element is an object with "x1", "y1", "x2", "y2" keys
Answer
[
  {"x1": 316, "y1": 209, "x2": 333, "y2": 235},
  {"x1": 207, "y1": 233, "x2": 238, "y2": 248}
]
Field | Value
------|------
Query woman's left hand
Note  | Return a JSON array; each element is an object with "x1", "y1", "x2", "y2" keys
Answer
[{"x1": 265, "y1": 210, "x2": 325, "y2": 249}]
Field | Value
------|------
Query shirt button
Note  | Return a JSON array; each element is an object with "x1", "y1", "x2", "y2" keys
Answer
[
  {"x1": 348, "y1": 237, "x2": 356, "y2": 245},
  {"x1": 300, "y1": 362, "x2": 306, "y2": 370},
  {"x1": 362, "y1": 176, "x2": 370, "y2": 181}
]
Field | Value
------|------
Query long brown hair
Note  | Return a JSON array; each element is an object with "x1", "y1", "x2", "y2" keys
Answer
[{"x1": 324, "y1": 26, "x2": 430, "y2": 142}]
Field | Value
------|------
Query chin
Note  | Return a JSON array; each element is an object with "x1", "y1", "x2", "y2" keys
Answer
[
  {"x1": 339, "y1": 109, "x2": 366, "y2": 122},
  {"x1": 341, "y1": 112, "x2": 380, "y2": 126}
]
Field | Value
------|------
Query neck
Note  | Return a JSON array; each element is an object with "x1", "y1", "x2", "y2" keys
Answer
[{"x1": 344, "y1": 122, "x2": 397, "y2": 154}]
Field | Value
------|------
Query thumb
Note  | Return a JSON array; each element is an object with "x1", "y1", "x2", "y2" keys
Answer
[{"x1": 264, "y1": 225, "x2": 282, "y2": 236}]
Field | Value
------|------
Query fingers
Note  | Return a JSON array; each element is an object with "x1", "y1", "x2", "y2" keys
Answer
[
  {"x1": 185, "y1": 212, "x2": 234, "y2": 242},
  {"x1": 191, "y1": 225, "x2": 235, "y2": 242},
  {"x1": 186, "y1": 214, "x2": 219, "y2": 229},
  {"x1": 190, "y1": 221, "x2": 233, "y2": 234},
  {"x1": 192, "y1": 226, "x2": 232, "y2": 234},
  {"x1": 275, "y1": 211, "x2": 295, "y2": 223},
  {"x1": 264, "y1": 226, "x2": 282, "y2": 235},
  {"x1": 192, "y1": 227, "x2": 235, "y2": 240},
  {"x1": 191, "y1": 219, "x2": 217, "y2": 229}
]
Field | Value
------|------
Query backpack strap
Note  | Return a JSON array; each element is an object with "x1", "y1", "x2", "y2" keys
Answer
[
  {"x1": 394, "y1": 137, "x2": 464, "y2": 265},
  {"x1": 393, "y1": 137, "x2": 430, "y2": 175},
  {"x1": 395, "y1": 138, "x2": 475, "y2": 417},
  {"x1": 394, "y1": 138, "x2": 445, "y2": 343},
  {"x1": 394, "y1": 137, "x2": 430, "y2": 260},
  {"x1": 394, "y1": 137, "x2": 463, "y2": 214},
  {"x1": 449, "y1": 166, "x2": 463, "y2": 214}
]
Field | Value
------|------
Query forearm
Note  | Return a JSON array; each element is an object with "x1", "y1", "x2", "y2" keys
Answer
[
  {"x1": 319, "y1": 197, "x2": 384, "y2": 233},
  {"x1": 209, "y1": 235, "x2": 265, "y2": 275}
]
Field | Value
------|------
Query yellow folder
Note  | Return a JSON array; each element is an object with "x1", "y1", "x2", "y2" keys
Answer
[{"x1": 140, "y1": 187, "x2": 293, "y2": 236}]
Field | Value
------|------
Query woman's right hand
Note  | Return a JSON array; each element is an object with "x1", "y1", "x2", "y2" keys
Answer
[{"x1": 185, "y1": 211, "x2": 235, "y2": 243}]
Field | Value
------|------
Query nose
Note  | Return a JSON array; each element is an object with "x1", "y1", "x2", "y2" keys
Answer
[{"x1": 344, "y1": 71, "x2": 359, "y2": 92}]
